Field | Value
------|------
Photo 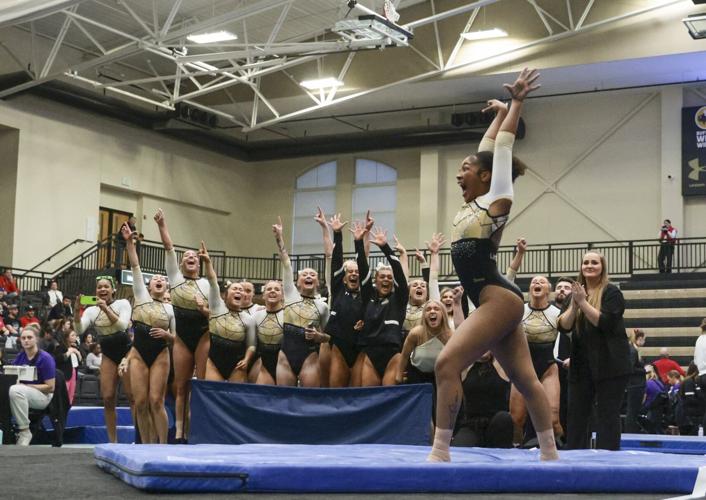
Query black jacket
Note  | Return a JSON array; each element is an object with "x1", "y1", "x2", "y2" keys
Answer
[{"x1": 565, "y1": 283, "x2": 632, "y2": 382}]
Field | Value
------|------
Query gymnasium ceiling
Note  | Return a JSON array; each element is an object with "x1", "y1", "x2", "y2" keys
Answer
[{"x1": 0, "y1": 0, "x2": 705, "y2": 160}]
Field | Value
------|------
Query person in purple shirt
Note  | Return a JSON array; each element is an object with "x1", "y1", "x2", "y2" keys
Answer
[{"x1": 9, "y1": 324, "x2": 56, "y2": 446}]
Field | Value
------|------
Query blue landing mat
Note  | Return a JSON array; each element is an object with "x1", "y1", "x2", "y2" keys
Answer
[
  {"x1": 94, "y1": 443, "x2": 706, "y2": 493},
  {"x1": 621, "y1": 433, "x2": 706, "y2": 455}
]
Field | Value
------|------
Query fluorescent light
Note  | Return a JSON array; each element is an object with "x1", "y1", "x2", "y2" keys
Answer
[
  {"x1": 300, "y1": 77, "x2": 344, "y2": 90},
  {"x1": 191, "y1": 61, "x2": 219, "y2": 72},
  {"x1": 461, "y1": 28, "x2": 508, "y2": 41},
  {"x1": 683, "y1": 13, "x2": 706, "y2": 40},
  {"x1": 187, "y1": 30, "x2": 238, "y2": 44}
]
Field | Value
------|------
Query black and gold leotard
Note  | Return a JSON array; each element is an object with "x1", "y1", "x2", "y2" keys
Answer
[
  {"x1": 165, "y1": 248, "x2": 211, "y2": 353},
  {"x1": 76, "y1": 299, "x2": 132, "y2": 364},
  {"x1": 522, "y1": 304, "x2": 561, "y2": 378},
  {"x1": 253, "y1": 308, "x2": 284, "y2": 378}
]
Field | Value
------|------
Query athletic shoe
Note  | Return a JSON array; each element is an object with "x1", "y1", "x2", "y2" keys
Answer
[{"x1": 16, "y1": 429, "x2": 32, "y2": 446}]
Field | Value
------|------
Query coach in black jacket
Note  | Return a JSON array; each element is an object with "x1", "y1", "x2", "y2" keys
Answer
[{"x1": 558, "y1": 252, "x2": 631, "y2": 450}]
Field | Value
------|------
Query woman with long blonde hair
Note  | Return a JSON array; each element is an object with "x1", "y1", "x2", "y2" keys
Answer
[{"x1": 557, "y1": 251, "x2": 631, "y2": 449}]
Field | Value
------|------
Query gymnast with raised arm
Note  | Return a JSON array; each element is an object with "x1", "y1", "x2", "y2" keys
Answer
[
  {"x1": 354, "y1": 215, "x2": 409, "y2": 387},
  {"x1": 272, "y1": 217, "x2": 330, "y2": 387},
  {"x1": 153, "y1": 208, "x2": 210, "y2": 443},
  {"x1": 120, "y1": 223, "x2": 174, "y2": 444},
  {"x1": 428, "y1": 68, "x2": 559, "y2": 462},
  {"x1": 250, "y1": 280, "x2": 284, "y2": 385},
  {"x1": 199, "y1": 241, "x2": 256, "y2": 382}
]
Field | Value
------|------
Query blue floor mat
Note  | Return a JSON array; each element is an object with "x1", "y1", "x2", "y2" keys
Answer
[
  {"x1": 621, "y1": 433, "x2": 706, "y2": 455},
  {"x1": 94, "y1": 443, "x2": 706, "y2": 493}
]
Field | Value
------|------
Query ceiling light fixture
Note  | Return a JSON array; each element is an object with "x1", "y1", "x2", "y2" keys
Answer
[
  {"x1": 187, "y1": 30, "x2": 238, "y2": 44},
  {"x1": 683, "y1": 13, "x2": 706, "y2": 39},
  {"x1": 300, "y1": 77, "x2": 344, "y2": 90},
  {"x1": 461, "y1": 28, "x2": 508, "y2": 41}
]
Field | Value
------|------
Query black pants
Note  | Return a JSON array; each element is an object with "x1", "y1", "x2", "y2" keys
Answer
[
  {"x1": 567, "y1": 374, "x2": 630, "y2": 450},
  {"x1": 658, "y1": 243, "x2": 674, "y2": 273},
  {"x1": 623, "y1": 383, "x2": 645, "y2": 433},
  {"x1": 454, "y1": 411, "x2": 513, "y2": 448}
]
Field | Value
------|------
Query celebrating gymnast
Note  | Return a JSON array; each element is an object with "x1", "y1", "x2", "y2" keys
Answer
[
  {"x1": 428, "y1": 68, "x2": 559, "y2": 462},
  {"x1": 120, "y1": 223, "x2": 173, "y2": 443}
]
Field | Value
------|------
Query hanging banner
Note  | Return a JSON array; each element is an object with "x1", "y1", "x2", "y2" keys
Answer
[{"x1": 682, "y1": 106, "x2": 706, "y2": 196}]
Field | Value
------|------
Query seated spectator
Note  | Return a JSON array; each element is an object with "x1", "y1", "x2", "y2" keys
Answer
[
  {"x1": 79, "y1": 332, "x2": 94, "y2": 362},
  {"x1": 642, "y1": 365, "x2": 668, "y2": 434},
  {"x1": 85, "y1": 343, "x2": 102, "y2": 374},
  {"x1": 0, "y1": 315, "x2": 8, "y2": 342},
  {"x1": 9, "y1": 324, "x2": 56, "y2": 446},
  {"x1": 39, "y1": 324, "x2": 58, "y2": 353},
  {"x1": 0, "y1": 269, "x2": 19, "y2": 299},
  {"x1": 653, "y1": 347, "x2": 685, "y2": 383},
  {"x1": 667, "y1": 370, "x2": 682, "y2": 395},
  {"x1": 19, "y1": 305, "x2": 40, "y2": 328},
  {"x1": 3, "y1": 303, "x2": 20, "y2": 349},
  {"x1": 676, "y1": 363, "x2": 704, "y2": 436},
  {"x1": 454, "y1": 352, "x2": 513, "y2": 448},
  {"x1": 47, "y1": 296, "x2": 73, "y2": 322},
  {"x1": 44, "y1": 280, "x2": 63, "y2": 309}
]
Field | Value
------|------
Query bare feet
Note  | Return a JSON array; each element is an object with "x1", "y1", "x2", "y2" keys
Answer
[{"x1": 427, "y1": 448, "x2": 451, "y2": 462}]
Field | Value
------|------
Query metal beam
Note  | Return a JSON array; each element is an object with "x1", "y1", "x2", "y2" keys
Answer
[
  {"x1": 40, "y1": 9, "x2": 74, "y2": 78},
  {"x1": 430, "y1": 0, "x2": 444, "y2": 68},
  {"x1": 160, "y1": 0, "x2": 290, "y2": 43},
  {"x1": 576, "y1": 0, "x2": 595, "y2": 30},
  {"x1": 406, "y1": 0, "x2": 501, "y2": 29},
  {"x1": 118, "y1": 0, "x2": 155, "y2": 38},
  {"x1": 566, "y1": 0, "x2": 574, "y2": 30},
  {"x1": 70, "y1": 17, "x2": 106, "y2": 54},
  {"x1": 242, "y1": 0, "x2": 683, "y2": 132},
  {"x1": 445, "y1": 8, "x2": 479, "y2": 69},
  {"x1": 158, "y1": 0, "x2": 183, "y2": 40},
  {"x1": 327, "y1": 52, "x2": 356, "y2": 103},
  {"x1": 265, "y1": 0, "x2": 294, "y2": 46},
  {"x1": 63, "y1": 71, "x2": 174, "y2": 109},
  {"x1": 528, "y1": 0, "x2": 554, "y2": 35}
]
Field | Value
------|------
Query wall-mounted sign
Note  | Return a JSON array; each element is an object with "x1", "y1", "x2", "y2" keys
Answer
[{"x1": 682, "y1": 106, "x2": 706, "y2": 196}]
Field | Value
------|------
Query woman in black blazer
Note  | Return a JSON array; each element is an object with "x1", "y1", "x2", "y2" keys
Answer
[{"x1": 558, "y1": 251, "x2": 631, "y2": 450}]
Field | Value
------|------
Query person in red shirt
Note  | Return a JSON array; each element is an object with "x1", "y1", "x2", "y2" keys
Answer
[
  {"x1": 652, "y1": 347, "x2": 686, "y2": 383},
  {"x1": 0, "y1": 269, "x2": 19, "y2": 298},
  {"x1": 19, "y1": 305, "x2": 40, "y2": 328}
]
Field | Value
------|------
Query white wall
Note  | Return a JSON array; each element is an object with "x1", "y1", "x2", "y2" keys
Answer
[
  {"x1": 0, "y1": 126, "x2": 19, "y2": 263},
  {"x1": 1, "y1": 84, "x2": 704, "y2": 271}
]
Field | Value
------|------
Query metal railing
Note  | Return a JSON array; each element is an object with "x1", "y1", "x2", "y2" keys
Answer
[{"x1": 4, "y1": 237, "x2": 706, "y2": 300}]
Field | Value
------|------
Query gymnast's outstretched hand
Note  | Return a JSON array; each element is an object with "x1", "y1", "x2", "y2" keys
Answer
[{"x1": 503, "y1": 67, "x2": 540, "y2": 101}]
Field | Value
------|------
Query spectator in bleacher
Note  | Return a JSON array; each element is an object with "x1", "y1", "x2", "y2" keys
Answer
[
  {"x1": 624, "y1": 329, "x2": 647, "y2": 433},
  {"x1": 85, "y1": 343, "x2": 102, "y2": 374},
  {"x1": 0, "y1": 268, "x2": 19, "y2": 299},
  {"x1": 19, "y1": 305, "x2": 40, "y2": 328},
  {"x1": 693, "y1": 319, "x2": 706, "y2": 389},
  {"x1": 653, "y1": 347, "x2": 685, "y2": 383},
  {"x1": 9, "y1": 324, "x2": 56, "y2": 446},
  {"x1": 558, "y1": 251, "x2": 631, "y2": 450},
  {"x1": 79, "y1": 332, "x2": 94, "y2": 361},
  {"x1": 44, "y1": 279, "x2": 63, "y2": 309},
  {"x1": 553, "y1": 277, "x2": 573, "y2": 438},
  {"x1": 3, "y1": 303, "x2": 20, "y2": 349},
  {"x1": 676, "y1": 363, "x2": 704, "y2": 435},
  {"x1": 667, "y1": 370, "x2": 682, "y2": 394},
  {"x1": 0, "y1": 315, "x2": 8, "y2": 341},
  {"x1": 39, "y1": 324, "x2": 57, "y2": 352},
  {"x1": 642, "y1": 364, "x2": 667, "y2": 434},
  {"x1": 114, "y1": 215, "x2": 138, "y2": 269},
  {"x1": 52, "y1": 330, "x2": 82, "y2": 404},
  {"x1": 47, "y1": 296, "x2": 73, "y2": 322},
  {"x1": 657, "y1": 219, "x2": 678, "y2": 273}
]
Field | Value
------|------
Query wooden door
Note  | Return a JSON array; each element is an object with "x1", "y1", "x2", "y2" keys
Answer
[{"x1": 98, "y1": 207, "x2": 132, "y2": 268}]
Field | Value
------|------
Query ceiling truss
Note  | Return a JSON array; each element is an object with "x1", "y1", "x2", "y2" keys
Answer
[{"x1": 0, "y1": 0, "x2": 687, "y2": 135}]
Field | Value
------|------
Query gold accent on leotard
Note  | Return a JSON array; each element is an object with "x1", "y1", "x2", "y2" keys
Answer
[
  {"x1": 94, "y1": 307, "x2": 123, "y2": 336},
  {"x1": 133, "y1": 301, "x2": 170, "y2": 330},
  {"x1": 284, "y1": 298, "x2": 321, "y2": 329},
  {"x1": 258, "y1": 312, "x2": 283, "y2": 346},
  {"x1": 522, "y1": 309, "x2": 558, "y2": 344},
  {"x1": 404, "y1": 304, "x2": 424, "y2": 331},
  {"x1": 451, "y1": 199, "x2": 507, "y2": 244},
  {"x1": 209, "y1": 312, "x2": 247, "y2": 342},
  {"x1": 171, "y1": 279, "x2": 208, "y2": 310}
]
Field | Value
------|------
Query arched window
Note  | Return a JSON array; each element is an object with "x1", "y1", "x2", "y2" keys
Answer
[
  {"x1": 292, "y1": 161, "x2": 337, "y2": 255},
  {"x1": 352, "y1": 159, "x2": 397, "y2": 236}
]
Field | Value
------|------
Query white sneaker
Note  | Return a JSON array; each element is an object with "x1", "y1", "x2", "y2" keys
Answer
[{"x1": 16, "y1": 429, "x2": 32, "y2": 446}]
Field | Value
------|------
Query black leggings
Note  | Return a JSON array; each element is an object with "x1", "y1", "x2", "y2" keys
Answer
[
  {"x1": 454, "y1": 412, "x2": 513, "y2": 448},
  {"x1": 567, "y1": 374, "x2": 630, "y2": 450}
]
